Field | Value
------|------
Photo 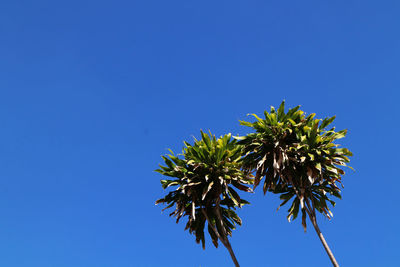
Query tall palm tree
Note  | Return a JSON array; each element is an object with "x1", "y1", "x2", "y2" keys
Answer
[
  {"x1": 156, "y1": 131, "x2": 253, "y2": 267},
  {"x1": 236, "y1": 101, "x2": 352, "y2": 267}
]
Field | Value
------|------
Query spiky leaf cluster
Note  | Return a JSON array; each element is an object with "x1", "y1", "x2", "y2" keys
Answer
[
  {"x1": 156, "y1": 131, "x2": 253, "y2": 248},
  {"x1": 236, "y1": 101, "x2": 352, "y2": 231}
]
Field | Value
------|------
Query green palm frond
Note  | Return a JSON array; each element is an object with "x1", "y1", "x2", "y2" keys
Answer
[
  {"x1": 236, "y1": 101, "x2": 352, "y2": 231},
  {"x1": 156, "y1": 130, "x2": 253, "y2": 248}
]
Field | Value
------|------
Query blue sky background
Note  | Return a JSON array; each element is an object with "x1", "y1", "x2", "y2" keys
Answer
[{"x1": 0, "y1": 1, "x2": 398, "y2": 266}]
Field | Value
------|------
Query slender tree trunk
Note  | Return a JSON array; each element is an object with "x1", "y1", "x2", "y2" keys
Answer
[
  {"x1": 306, "y1": 210, "x2": 339, "y2": 267},
  {"x1": 293, "y1": 188, "x2": 339, "y2": 267},
  {"x1": 202, "y1": 205, "x2": 241, "y2": 267},
  {"x1": 215, "y1": 206, "x2": 240, "y2": 267},
  {"x1": 221, "y1": 238, "x2": 240, "y2": 267}
]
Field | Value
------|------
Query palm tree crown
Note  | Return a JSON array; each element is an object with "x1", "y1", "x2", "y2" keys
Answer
[
  {"x1": 236, "y1": 101, "x2": 352, "y2": 266},
  {"x1": 156, "y1": 131, "x2": 253, "y2": 267}
]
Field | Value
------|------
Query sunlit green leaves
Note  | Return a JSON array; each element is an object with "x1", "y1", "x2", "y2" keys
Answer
[
  {"x1": 156, "y1": 130, "x2": 253, "y2": 249},
  {"x1": 156, "y1": 101, "x2": 353, "y2": 257},
  {"x1": 236, "y1": 101, "x2": 352, "y2": 230}
]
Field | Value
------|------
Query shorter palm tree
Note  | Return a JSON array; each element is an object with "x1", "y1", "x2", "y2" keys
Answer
[
  {"x1": 156, "y1": 131, "x2": 253, "y2": 267},
  {"x1": 237, "y1": 101, "x2": 352, "y2": 267}
]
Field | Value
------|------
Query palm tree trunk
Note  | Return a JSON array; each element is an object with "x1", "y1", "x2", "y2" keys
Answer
[
  {"x1": 306, "y1": 209, "x2": 339, "y2": 267},
  {"x1": 215, "y1": 205, "x2": 240, "y2": 267},
  {"x1": 221, "y1": 237, "x2": 240, "y2": 267},
  {"x1": 202, "y1": 205, "x2": 241, "y2": 267},
  {"x1": 292, "y1": 189, "x2": 339, "y2": 267}
]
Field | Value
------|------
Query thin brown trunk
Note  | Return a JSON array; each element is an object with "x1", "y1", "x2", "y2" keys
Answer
[
  {"x1": 304, "y1": 203, "x2": 339, "y2": 267},
  {"x1": 201, "y1": 207, "x2": 240, "y2": 267},
  {"x1": 221, "y1": 237, "x2": 240, "y2": 267}
]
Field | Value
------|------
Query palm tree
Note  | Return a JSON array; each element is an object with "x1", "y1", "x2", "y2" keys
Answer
[
  {"x1": 156, "y1": 131, "x2": 253, "y2": 267},
  {"x1": 236, "y1": 101, "x2": 352, "y2": 267}
]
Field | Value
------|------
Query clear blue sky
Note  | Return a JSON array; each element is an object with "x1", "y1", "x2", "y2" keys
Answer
[{"x1": 0, "y1": 1, "x2": 398, "y2": 266}]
